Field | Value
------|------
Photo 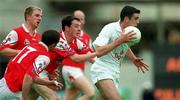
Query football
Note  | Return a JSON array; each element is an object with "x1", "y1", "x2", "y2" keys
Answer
[{"x1": 124, "y1": 26, "x2": 141, "y2": 46}]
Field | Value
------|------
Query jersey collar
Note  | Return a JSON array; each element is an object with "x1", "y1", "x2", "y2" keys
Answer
[{"x1": 22, "y1": 24, "x2": 37, "y2": 34}]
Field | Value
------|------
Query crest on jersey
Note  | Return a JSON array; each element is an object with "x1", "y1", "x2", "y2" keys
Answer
[{"x1": 24, "y1": 39, "x2": 30, "y2": 45}]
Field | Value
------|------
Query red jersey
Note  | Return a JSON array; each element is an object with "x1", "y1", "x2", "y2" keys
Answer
[
  {"x1": 45, "y1": 31, "x2": 76, "y2": 74},
  {"x1": 60, "y1": 31, "x2": 92, "y2": 70},
  {"x1": 45, "y1": 50, "x2": 63, "y2": 74},
  {"x1": 0, "y1": 24, "x2": 41, "y2": 51},
  {"x1": 4, "y1": 42, "x2": 50, "y2": 92}
]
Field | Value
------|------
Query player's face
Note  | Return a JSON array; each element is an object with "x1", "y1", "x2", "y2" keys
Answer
[
  {"x1": 128, "y1": 13, "x2": 140, "y2": 27},
  {"x1": 74, "y1": 12, "x2": 85, "y2": 29},
  {"x1": 77, "y1": 16, "x2": 85, "y2": 29},
  {"x1": 28, "y1": 9, "x2": 42, "y2": 28},
  {"x1": 69, "y1": 20, "x2": 81, "y2": 38}
]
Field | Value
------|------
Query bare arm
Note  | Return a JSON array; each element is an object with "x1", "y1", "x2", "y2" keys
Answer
[
  {"x1": 69, "y1": 52, "x2": 96, "y2": 62},
  {"x1": 22, "y1": 74, "x2": 33, "y2": 99},
  {"x1": 125, "y1": 48, "x2": 137, "y2": 61},
  {"x1": 126, "y1": 48, "x2": 149, "y2": 73},
  {"x1": 95, "y1": 31, "x2": 135, "y2": 57},
  {"x1": 95, "y1": 39, "x2": 123, "y2": 57},
  {"x1": 33, "y1": 76, "x2": 62, "y2": 87},
  {"x1": 0, "y1": 48, "x2": 20, "y2": 57},
  {"x1": 22, "y1": 74, "x2": 63, "y2": 99}
]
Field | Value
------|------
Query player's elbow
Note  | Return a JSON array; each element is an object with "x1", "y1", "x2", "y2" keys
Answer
[{"x1": 95, "y1": 50, "x2": 103, "y2": 57}]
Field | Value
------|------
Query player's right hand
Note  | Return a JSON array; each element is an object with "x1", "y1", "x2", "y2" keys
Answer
[{"x1": 119, "y1": 30, "x2": 136, "y2": 43}]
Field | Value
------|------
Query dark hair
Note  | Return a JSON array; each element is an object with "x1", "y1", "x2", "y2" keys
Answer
[
  {"x1": 61, "y1": 15, "x2": 80, "y2": 31},
  {"x1": 41, "y1": 30, "x2": 60, "y2": 46},
  {"x1": 120, "y1": 5, "x2": 140, "y2": 21}
]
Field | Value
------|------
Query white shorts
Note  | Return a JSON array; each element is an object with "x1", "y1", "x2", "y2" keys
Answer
[
  {"x1": 90, "y1": 62, "x2": 120, "y2": 89},
  {"x1": 0, "y1": 78, "x2": 21, "y2": 100},
  {"x1": 62, "y1": 66, "x2": 84, "y2": 88}
]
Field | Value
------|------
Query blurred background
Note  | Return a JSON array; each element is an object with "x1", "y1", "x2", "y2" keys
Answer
[{"x1": 0, "y1": 0, "x2": 180, "y2": 100}]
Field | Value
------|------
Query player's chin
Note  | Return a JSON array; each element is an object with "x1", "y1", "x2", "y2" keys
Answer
[
  {"x1": 35, "y1": 24, "x2": 40, "y2": 28},
  {"x1": 36, "y1": 22, "x2": 40, "y2": 26}
]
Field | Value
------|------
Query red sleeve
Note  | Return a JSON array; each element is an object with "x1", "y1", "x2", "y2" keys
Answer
[
  {"x1": 53, "y1": 47, "x2": 75, "y2": 58},
  {"x1": 0, "y1": 31, "x2": 18, "y2": 50},
  {"x1": 26, "y1": 66, "x2": 39, "y2": 79},
  {"x1": 45, "y1": 51, "x2": 63, "y2": 74}
]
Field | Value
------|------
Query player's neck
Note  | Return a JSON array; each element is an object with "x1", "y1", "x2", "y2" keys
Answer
[
  {"x1": 24, "y1": 23, "x2": 36, "y2": 36},
  {"x1": 120, "y1": 21, "x2": 127, "y2": 30},
  {"x1": 64, "y1": 32, "x2": 74, "y2": 44}
]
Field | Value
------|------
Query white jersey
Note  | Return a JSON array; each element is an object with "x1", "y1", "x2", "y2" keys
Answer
[{"x1": 92, "y1": 21, "x2": 129, "y2": 73}]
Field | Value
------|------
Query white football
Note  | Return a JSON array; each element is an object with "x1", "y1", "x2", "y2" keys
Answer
[{"x1": 124, "y1": 26, "x2": 141, "y2": 46}]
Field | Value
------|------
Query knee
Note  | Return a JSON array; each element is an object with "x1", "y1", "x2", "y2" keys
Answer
[{"x1": 87, "y1": 90, "x2": 95, "y2": 99}]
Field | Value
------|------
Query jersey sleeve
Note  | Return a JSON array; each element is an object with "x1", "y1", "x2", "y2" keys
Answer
[
  {"x1": 27, "y1": 55, "x2": 50, "y2": 79},
  {"x1": 54, "y1": 38, "x2": 76, "y2": 58},
  {"x1": 0, "y1": 30, "x2": 18, "y2": 50},
  {"x1": 93, "y1": 24, "x2": 112, "y2": 49},
  {"x1": 45, "y1": 51, "x2": 63, "y2": 74},
  {"x1": 76, "y1": 39, "x2": 93, "y2": 54}
]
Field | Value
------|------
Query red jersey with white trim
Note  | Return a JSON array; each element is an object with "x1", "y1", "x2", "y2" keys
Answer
[
  {"x1": 60, "y1": 31, "x2": 93, "y2": 70},
  {"x1": 79, "y1": 30, "x2": 92, "y2": 48},
  {"x1": 45, "y1": 31, "x2": 76, "y2": 74},
  {"x1": 45, "y1": 50, "x2": 63, "y2": 74},
  {"x1": 73, "y1": 30, "x2": 93, "y2": 70},
  {"x1": 0, "y1": 24, "x2": 41, "y2": 51},
  {"x1": 4, "y1": 42, "x2": 50, "y2": 92}
]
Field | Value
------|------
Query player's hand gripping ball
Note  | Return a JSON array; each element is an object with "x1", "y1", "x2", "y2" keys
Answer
[{"x1": 124, "y1": 26, "x2": 141, "y2": 46}]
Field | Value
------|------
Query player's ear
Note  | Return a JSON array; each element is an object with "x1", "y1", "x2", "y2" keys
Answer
[
  {"x1": 65, "y1": 26, "x2": 70, "y2": 31},
  {"x1": 124, "y1": 16, "x2": 129, "y2": 22},
  {"x1": 26, "y1": 15, "x2": 31, "y2": 21}
]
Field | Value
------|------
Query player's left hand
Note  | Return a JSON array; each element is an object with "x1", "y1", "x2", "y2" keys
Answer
[
  {"x1": 49, "y1": 80, "x2": 64, "y2": 91},
  {"x1": 133, "y1": 58, "x2": 149, "y2": 73}
]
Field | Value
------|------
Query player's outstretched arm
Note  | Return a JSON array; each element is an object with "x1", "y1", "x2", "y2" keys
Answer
[
  {"x1": 69, "y1": 52, "x2": 96, "y2": 62},
  {"x1": 0, "y1": 48, "x2": 20, "y2": 57},
  {"x1": 95, "y1": 31, "x2": 135, "y2": 57},
  {"x1": 22, "y1": 74, "x2": 34, "y2": 100},
  {"x1": 133, "y1": 58, "x2": 149, "y2": 73},
  {"x1": 33, "y1": 76, "x2": 63, "y2": 90},
  {"x1": 126, "y1": 48, "x2": 149, "y2": 73}
]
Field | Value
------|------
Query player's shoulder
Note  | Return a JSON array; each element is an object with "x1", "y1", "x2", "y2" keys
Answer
[
  {"x1": 105, "y1": 21, "x2": 118, "y2": 27},
  {"x1": 13, "y1": 25, "x2": 23, "y2": 31},
  {"x1": 102, "y1": 21, "x2": 118, "y2": 30}
]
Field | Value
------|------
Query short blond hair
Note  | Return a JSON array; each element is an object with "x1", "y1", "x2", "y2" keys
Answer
[{"x1": 24, "y1": 6, "x2": 42, "y2": 20}]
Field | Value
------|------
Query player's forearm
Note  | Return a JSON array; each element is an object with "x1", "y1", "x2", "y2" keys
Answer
[
  {"x1": 95, "y1": 39, "x2": 123, "y2": 57},
  {"x1": 126, "y1": 48, "x2": 137, "y2": 62},
  {"x1": 0, "y1": 48, "x2": 20, "y2": 57},
  {"x1": 34, "y1": 77, "x2": 54, "y2": 86},
  {"x1": 70, "y1": 52, "x2": 96, "y2": 62},
  {"x1": 22, "y1": 74, "x2": 33, "y2": 99}
]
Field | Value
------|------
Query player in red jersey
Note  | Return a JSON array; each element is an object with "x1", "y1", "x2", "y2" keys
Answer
[
  {"x1": 0, "y1": 30, "x2": 63, "y2": 100},
  {"x1": 44, "y1": 16, "x2": 96, "y2": 100},
  {"x1": 73, "y1": 10, "x2": 92, "y2": 47},
  {"x1": 45, "y1": 13, "x2": 96, "y2": 79},
  {"x1": 0, "y1": 6, "x2": 42, "y2": 57},
  {"x1": 58, "y1": 16, "x2": 95, "y2": 100},
  {"x1": 0, "y1": 6, "x2": 42, "y2": 79}
]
